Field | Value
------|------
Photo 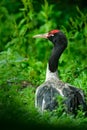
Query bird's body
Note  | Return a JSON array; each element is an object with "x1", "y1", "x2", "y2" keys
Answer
[
  {"x1": 33, "y1": 30, "x2": 86, "y2": 113},
  {"x1": 35, "y1": 65, "x2": 86, "y2": 113}
]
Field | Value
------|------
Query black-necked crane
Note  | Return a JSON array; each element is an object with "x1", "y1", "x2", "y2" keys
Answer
[{"x1": 33, "y1": 30, "x2": 86, "y2": 114}]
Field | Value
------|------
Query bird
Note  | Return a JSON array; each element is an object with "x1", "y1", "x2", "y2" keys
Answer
[{"x1": 33, "y1": 29, "x2": 87, "y2": 114}]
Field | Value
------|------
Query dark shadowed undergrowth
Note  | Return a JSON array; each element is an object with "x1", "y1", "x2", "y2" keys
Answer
[{"x1": 0, "y1": 0, "x2": 87, "y2": 130}]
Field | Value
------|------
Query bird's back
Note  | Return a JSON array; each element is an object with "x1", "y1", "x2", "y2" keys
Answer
[
  {"x1": 35, "y1": 79, "x2": 87, "y2": 113},
  {"x1": 35, "y1": 81, "x2": 60, "y2": 111}
]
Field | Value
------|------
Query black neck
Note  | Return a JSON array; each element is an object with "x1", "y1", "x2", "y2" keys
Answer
[{"x1": 49, "y1": 45, "x2": 66, "y2": 72}]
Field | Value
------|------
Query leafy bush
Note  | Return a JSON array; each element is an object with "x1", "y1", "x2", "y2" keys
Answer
[{"x1": 0, "y1": 0, "x2": 87, "y2": 129}]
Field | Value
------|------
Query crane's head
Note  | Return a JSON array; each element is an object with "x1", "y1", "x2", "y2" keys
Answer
[{"x1": 33, "y1": 29, "x2": 67, "y2": 48}]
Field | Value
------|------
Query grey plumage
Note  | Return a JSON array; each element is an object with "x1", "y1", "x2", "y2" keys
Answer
[{"x1": 35, "y1": 76, "x2": 86, "y2": 113}]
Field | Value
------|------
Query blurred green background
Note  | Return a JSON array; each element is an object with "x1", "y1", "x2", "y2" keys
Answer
[{"x1": 0, "y1": 0, "x2": 87, "y2": 129}]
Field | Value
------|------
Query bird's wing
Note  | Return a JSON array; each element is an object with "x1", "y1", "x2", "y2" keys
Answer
[
  {"x1": 35, "y1": 81, "x2": 87, "y2": 113},
  {"x1": 35, "y1": 81, "x2": 60, "y2": 111},
  {"x1": 62, "y1": 83, "x2": 87, "y2": 113}
]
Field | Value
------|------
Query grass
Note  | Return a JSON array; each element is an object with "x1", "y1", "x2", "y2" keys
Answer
[
  {"x1": 0, "y1": 83, "x2": 87, "y2": 130},
  {"x1": 0, "y1": 45, "x2": 87, "y2": 130},
  {"x1": 0, "y1": 1, "x2": 87, "y2": 129},
  {"x1": 0, "y1": 29, "x2": 87, "y2": 130}
]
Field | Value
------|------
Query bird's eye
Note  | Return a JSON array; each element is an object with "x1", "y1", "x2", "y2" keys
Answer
[{"x1": 51, "y1": 34, "x2": 54, "y2": 37}]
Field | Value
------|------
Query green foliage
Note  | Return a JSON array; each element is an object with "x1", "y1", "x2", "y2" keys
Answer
[{"x1": 0, "y1": 0, "x2": 87, "y2": 129}]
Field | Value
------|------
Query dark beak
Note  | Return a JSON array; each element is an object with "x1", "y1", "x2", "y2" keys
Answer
[{"x1": 33, "y1": 33, "x2": 48, "y2": 39}]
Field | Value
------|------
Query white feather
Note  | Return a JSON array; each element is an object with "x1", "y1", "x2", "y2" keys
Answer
[{"x1": 45, "y1": 64, "x2": 59, "y2": 81}]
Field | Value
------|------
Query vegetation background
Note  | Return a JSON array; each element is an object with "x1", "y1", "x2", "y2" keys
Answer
[{"x1": 0, "y1": 0, "x2": 87, "y2": 129}]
